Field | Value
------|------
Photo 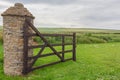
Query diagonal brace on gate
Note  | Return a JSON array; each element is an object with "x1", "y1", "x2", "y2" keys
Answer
[{"x1": 25, "y1": 18, "x2": 63, "y2": 61}]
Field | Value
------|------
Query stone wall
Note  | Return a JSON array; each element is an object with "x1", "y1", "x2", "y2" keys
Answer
[{"x1": 1, "y1": 3, "x2": 34, "y2": 75}]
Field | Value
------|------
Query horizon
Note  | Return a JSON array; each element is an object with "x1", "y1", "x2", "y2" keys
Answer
[{"x1": 0, "y1": 25, "x2": 120, "y2": 31}]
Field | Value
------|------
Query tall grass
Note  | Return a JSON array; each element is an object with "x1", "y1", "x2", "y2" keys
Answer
[
  {"x1": 33, "y1": 32, "x2": 120, "y2": 44},
  {"x1": 76, "y1": 33, "x2": 120, "y2": 44},
  {"x1": 0, "y1": 28, "x2": 120, "y2": 44}
]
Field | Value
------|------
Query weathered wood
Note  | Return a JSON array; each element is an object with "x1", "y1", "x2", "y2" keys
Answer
[
  {"x1": 22, "y1": 22, "x2": 29, "y2": 74},
  {"x1": 28, "y1": 43, "x2": 73, "y2": 49},
  {"x1": 27, "y1": 33, "x2": 73, "y2": 37},
  {"x1": 28, "y1": 50, "x2": 73, "y2": 59},
  {"x1": 62, "y1": 36, "x2": 65, "y2": 62},
  {"x1": 73, "y1": 33, "x2": 76, "y2": 61},
  {"x1": 29, "y1": 58, "x2": 73, "y2": 72}
]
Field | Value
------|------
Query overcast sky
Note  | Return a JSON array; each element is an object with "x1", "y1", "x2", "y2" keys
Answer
[{"x1": 0, "y1": 0, "x2": 120, "y2": 30}]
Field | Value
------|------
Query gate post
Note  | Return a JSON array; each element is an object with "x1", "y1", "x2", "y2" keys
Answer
[{"x1": 1, "y1": 3, "x2": 34, "y2": 75}]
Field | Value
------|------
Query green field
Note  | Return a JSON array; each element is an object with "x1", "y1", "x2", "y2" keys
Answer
[
  {"x1": 0, "y1": 28, "x2": 120, "y2": 80},
  {"x1": 0, "y1": 42, "x2": 120, "y2": 80}
]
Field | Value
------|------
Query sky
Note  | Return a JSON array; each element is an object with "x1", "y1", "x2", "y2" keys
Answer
[{"x1": 0, "y1": 0, "x2": 120, "y2": 30}]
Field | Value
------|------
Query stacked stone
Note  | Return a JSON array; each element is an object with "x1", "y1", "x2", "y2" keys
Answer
[{"x1": 1, "y1": 3, "x2": 34, "y2": 75}]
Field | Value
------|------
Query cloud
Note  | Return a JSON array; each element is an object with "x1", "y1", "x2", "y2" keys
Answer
[
  {"x1": 0, "y1": 1, "x2": 13, "y2": 26},
  {"x1": 0, "y1": 0, "x2": 120, "y2": 30},
  {"x1": 0, "y1": 0, "x2": 13, "y2": 7},
  {"x1": 5, "y1": 0, "x2": 77, "y2": 5},
  {"x1": 25, "y1": 3, "x2": 85, "y2": 27}
]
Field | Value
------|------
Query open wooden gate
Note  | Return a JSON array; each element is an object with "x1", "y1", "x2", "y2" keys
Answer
[{"x1": 22, "y1": 18, "x2": 76, "y2": 74}]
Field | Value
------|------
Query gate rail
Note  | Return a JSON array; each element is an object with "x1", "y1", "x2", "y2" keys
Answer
[{"x1": 22, "y1": 18, "x2": 76, "y2": 74}]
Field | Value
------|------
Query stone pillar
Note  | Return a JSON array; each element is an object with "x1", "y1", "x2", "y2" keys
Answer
[{"x1": 1, "y1": 3, "x2": 34, "y2": 75}]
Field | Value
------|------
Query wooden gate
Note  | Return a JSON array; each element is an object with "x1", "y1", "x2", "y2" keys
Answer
[{"x1": 22, "y1": 18, "x2": 76, "y2": 74}]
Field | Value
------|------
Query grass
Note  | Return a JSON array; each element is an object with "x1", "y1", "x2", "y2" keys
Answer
[
  {"x1": 0, "y1": 27, "x2": 120, "y2": 79},
  {"x1": 0, "y1": 42, "x2": 120, "y2": 80}
]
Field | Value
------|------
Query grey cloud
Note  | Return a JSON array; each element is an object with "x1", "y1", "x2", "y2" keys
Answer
[
  {"x1": 0, "y1": 6, "x2": 6, "y2": 9},
  {"x1": 5, "y1": 0, "x2": 77, "y2": 5},
  {"x1": 0, "y1": 0, "x2": 120, "y2": 30}
]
